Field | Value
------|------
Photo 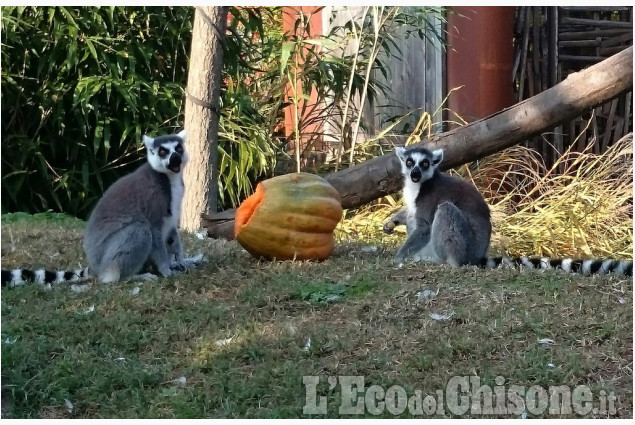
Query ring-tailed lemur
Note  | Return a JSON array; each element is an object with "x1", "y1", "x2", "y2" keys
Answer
[
  {"x1": 383, "y1": 146, "x2": 633, "y2": 277},
  {"x1": 2, "y1": 129, "x2": 193, "y2": 287}
]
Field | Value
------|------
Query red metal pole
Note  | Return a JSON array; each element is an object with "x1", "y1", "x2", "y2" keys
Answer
[
  {"x1": 281, "y1": 6, "x2": 324, "y2": 150},
  {"x1": 447, "y1": 7, "x2": 515, "y2": 126}
]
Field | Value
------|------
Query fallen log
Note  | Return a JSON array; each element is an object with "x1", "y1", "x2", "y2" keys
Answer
[
  {"x1": 202, "y1": 46, "x2": 633, "y2": 240},
  {"x1": 202, "y1": 209, "x2": 237, "y2": 239}
]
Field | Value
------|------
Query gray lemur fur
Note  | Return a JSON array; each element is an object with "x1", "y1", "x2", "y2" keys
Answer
[
  {"x1": 83, "y1": 129, "x2": 188, "y2": 283},
  {"x1": 384, "y1": 146, "x2": 491, "y2": 267}
]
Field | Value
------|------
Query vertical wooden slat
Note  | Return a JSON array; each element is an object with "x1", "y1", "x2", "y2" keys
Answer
[
  {"x1": 570, "y1": 120, "x2": 577, "y2": 152},
  {"x1": 540, "y1": 7, "x2": 548, "y2": 93},
  {"x1": 601, "y1": 98, "x2": 618, "y2": 151},
  {"x1": 511, "y1": 7, "x2": 524, "y2": 83},
  {"x1": 613, "y1": 117, "x2": 624, "y2": 142},
  {"x1": 527, "y1": 56, "x2": 535, "y2": 98},
  {"x1": 624, "y1": 92, "x2": 632, "y2": 134},
  {"x1": 548, "y1": 7, "x2": 558, "y2": 86},
  {"x1": 427, "y1": 12, "x2": 444, "y2": 132},
  {"x1": 518, "y1": 7, "x2": 531, "y2": 101},
  {"x1": 532, "y1": 6, "x2": 541, "y2": 92},
  {"x1": 593, "y1": 11, "x2": 600, "y2": 58},
  {"x1": 591, "y1": 108, "x2": 599, "y2": 147},
  {"x1": 549, "y1": 7, "x2": 563, "y2": 171},
  {"x1": 582, "y1": 115, "x2": 592, "y2": 154}
]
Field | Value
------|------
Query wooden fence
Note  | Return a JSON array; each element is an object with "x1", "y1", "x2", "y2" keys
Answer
[
  {"x1": 320, "y1": 6, "x2": 444, "y2": 149},
  {"x1": 513, "y1": 6, "x2": 633, "y2": 165}
]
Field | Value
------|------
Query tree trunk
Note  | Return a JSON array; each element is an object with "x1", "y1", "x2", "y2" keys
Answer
[
  {"x1": 181, "y1": 6, "x2": 228, "y2": 232},
  {"x1": 202, "y1": 46, "x2": 633, "y2": 239}
]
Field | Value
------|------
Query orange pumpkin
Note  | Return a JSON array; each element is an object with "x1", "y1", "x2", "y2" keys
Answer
[{"x1": 234, "y1": 172, "x2": 343, "y2": 260}]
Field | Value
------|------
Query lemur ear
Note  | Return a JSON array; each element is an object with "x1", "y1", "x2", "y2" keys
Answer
[
  {"x1": 395, "y1": 146, "x2": 407, "y2": 161},
  {"x1": 177, "y1": 129, "x2": 186, "y2": 142},
  {"x1": 142, "y1": 135, "x2": 154, "y2": 150},
  {"x1": 431, "y1": 149, "x2": 444, "y2": 166}
]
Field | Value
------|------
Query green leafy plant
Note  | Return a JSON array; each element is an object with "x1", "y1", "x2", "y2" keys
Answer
[
  {"x1": 216, "y1": 7, "x2": 285, "y2": 208},
  {"x1": 1, "y1": 6, "x2": 288, "y2": 215},
  {"x1": 1, "y1": 6, "x2": 448, "y2": 217},
  {"x1": 1, "y1": 6, "x2": 191, "y2": 218}
]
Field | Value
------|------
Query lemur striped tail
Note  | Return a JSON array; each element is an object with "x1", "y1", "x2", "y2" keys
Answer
[
  {"x1": 479, "y1": 257, "x2": 632, "y2": 276},
  {"x1": 1, "y1": 268, "x2": 89, "y2": 288}
]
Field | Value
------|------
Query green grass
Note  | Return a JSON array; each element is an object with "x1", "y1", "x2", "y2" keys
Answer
[{"x1": 1, "y1": 214, "x2": 632, "y2": 418}]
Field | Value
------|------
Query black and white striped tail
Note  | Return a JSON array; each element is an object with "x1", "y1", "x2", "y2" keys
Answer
[
  {"x1": 1, "y1": 268, "x2": 89, "y2": 288},
  {"x1": 479, "y1": 257, "x2": 632, "y2": 276}
]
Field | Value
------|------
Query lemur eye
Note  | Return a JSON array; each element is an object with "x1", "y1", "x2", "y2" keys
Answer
[
  {"x1": 159, "y1": 148, "x2": 169, "y2": 157},
  {"x1": 421, "y1": 159, "x2": 430, "y2": 168},
  {"x1": 176, "y1": 145, "x2": 184, "y2": 154},
  {"x1": 405, "y1": 159, "x2": 414, "y2": 167}
]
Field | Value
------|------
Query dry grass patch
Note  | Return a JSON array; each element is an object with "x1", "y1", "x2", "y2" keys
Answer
[{"x1": 337, "y1": 133, "x2": 633, "y2": 260}]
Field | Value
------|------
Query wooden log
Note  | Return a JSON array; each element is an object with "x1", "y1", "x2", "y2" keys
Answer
[
  {"x1": 203, "y1": 219, "x2": 235, "y2": 239},
  {"x1": 559, "y1": 28, "x2": 632, "y2": 40},
  {"x1": 203, "y1": 47, "x2": 633, "y2": 239},
  {"x1": 201, "y1": 208, "x2": 238, "y2": 239},
  {"x1": 600, "y1": 46, "x2": 629, "y2": 57},
  {"x1": 559, "y1": 55, "x2": 605, "y2": 62},
  {"x1": 560, "y1": 17, "x2": 633, "y2": 29},
  {"x1": 559, "y1": 40, "x2": 601, "y2": 48},
  {"x1": 601, "y1": 32, "x2": 633, "y2": 48},
  {"x1": 560, "y1": 6, "x2": 630, "y2": 11},
  {"x1": 328, "y1": 47, "x2": 633, "y2": 207}
]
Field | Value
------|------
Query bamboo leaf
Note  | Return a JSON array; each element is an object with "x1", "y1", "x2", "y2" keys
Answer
[
  {"x1": 279, "y1": 41, "x2": 294, "y2": 75},
  {"x1": 85, "y1": 38, "x2": 99, "y2": 64}
]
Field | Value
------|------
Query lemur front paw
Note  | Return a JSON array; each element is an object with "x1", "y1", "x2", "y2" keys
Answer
[
  {"x1": 392, "y1": 254, "x2": 405, "y2": 266},
  {"x1": 170, "y1": 262, "x2": 187, "y2": 272},
  {"x1": 158, "y1": 266, "x2": 174, "y2": 278},
  {"x1": 170, "y1": 254, "x2": 206, "y2": 272},
  {"x1": 383, "y1": 220, "x2": 397, "y2": 235}
]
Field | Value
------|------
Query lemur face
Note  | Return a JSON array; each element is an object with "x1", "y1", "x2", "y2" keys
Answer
[
  {"x1": 144, "y1": 130, "x2": 188, "y2": 175},
  {"x1": 395, "y1": 146, "x2": 443, "y2": 184}
]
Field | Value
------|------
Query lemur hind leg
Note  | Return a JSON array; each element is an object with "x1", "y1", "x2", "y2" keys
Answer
[
  {"x1": 166, "y1": 227, "x2": 186, "y2": 271},
  {"x1": 95, "y1": 223, "x2": 153, "y2": 283},
  {"x1": 148, "y1": 227, "x2": 174, "y2": 278},
  {"x1": 430, "y1": 202, "x2": 471, "y2": 267}
]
